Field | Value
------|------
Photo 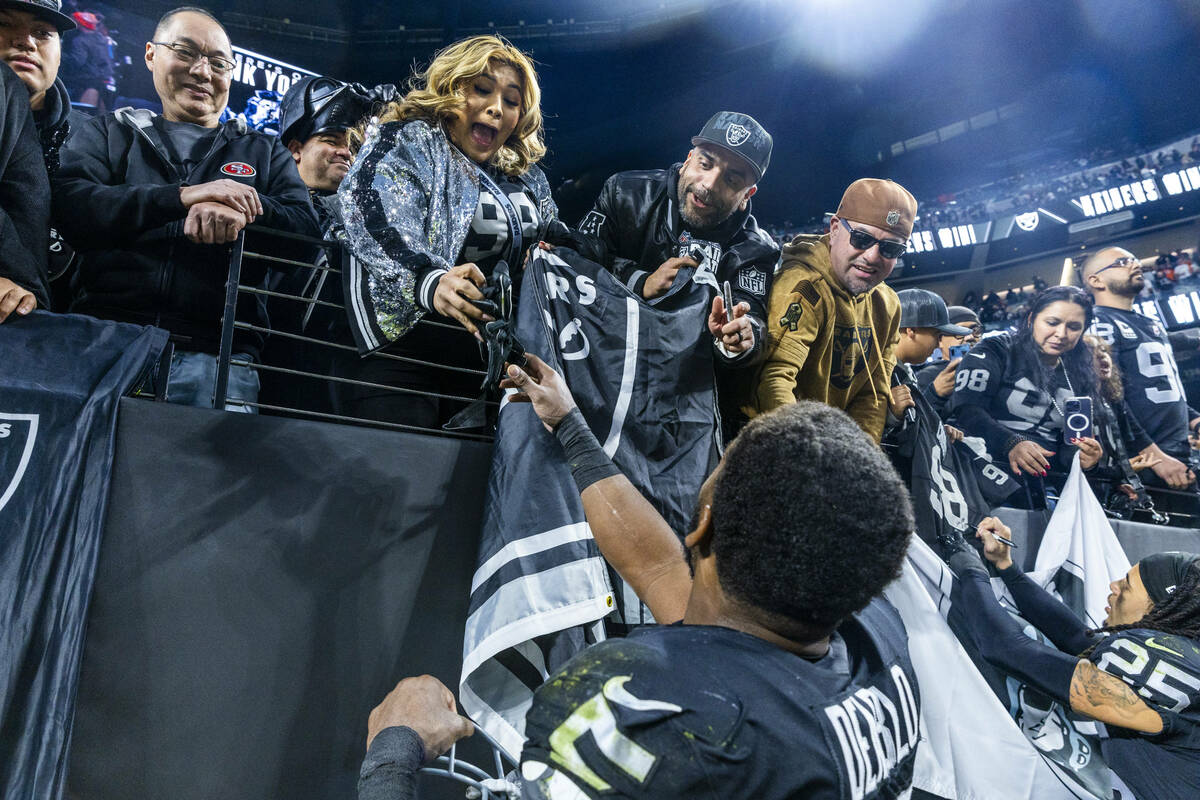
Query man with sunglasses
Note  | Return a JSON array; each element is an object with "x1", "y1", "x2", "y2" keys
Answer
[
  {"x1": 749, "y1": 178, "x2": 913, "y2": 442},
  {"x1": 52, "y1": 6, "x2": 318, "y2": 410},
  {"x1": 1082, "y1": 246, "x2": 1198, "y2": 490}
]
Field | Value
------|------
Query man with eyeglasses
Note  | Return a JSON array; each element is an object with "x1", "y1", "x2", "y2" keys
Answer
[
  {"x1": 52, "y1": 6, "x2": 318, "y2": 411},
  {"x1": 1082, "y1": 246, "x2": 1197, "y2": 490},
  {"x1": 749, "y1": 178, "x2": 913, "y2": 443}
]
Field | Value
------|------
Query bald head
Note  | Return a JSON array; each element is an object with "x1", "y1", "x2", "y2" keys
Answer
[
  {"x1": 1080, "y1": 246, "x2": 1143, "y2": 307},
  {"x1": 145, "y1": 8, "x2": 232, "y2": 127},
  {"x1": 154, "y1": 6, "x2": 227, "y2": 41}
]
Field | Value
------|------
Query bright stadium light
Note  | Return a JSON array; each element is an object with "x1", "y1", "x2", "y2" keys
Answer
[{"x1": 779, "y1": 0, "x2": 943, "y2": 77}]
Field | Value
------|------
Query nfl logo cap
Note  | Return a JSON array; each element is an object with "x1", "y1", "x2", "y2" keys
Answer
[
  {"x1": 897, "y1": 288, "x2": 971, "y2": 335},
  {"x1": 0, "y1": 0, "x2": 77, "y2": 31},
  {"x1": 836, "y1": 178, "x2": 917, "y2": 240},
  {"x1": 692, "y1": 111, "x2": 772, "y2": 183}
]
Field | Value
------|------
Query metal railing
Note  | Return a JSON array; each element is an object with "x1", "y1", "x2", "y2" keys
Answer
[{"x1": 213, "y1": 226, "x2": 496, "y2": 442}]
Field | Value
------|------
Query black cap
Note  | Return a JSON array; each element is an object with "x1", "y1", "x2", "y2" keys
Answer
[
  {"x1": 0, "y1": 0, "x2": 76, "y2": 32},
  {"x1": 897, "y1": 289, "x2": 971, "y2": 335},
  {"x1": 278, "y1": 77, "x2": 372, "y2": 145},
  {"x1": 947, "y1": 305, "x2": 980, "y2": 327},
  {"x1": 691, "y1": 111, "x2": 772, "y2": 183}
]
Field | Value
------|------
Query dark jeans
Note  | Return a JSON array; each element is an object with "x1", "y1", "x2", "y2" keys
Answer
[{"x1": 329, "y1": 316, "x2": 483, "y2": 431}]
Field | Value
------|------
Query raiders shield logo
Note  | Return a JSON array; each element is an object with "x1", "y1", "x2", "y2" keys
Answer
[
  {"x1": 0, "y1": 413, "x2": 39, "y2": 513},
  {"x1": 220, "y1": 162, "x2": 256, "y2": 177},
  {"x1": 725, "y1": 123, "x2": 751, "y2": 147},
  {"x1": 1014, "y1": 211, "x2": 1040, "y2": 232},
  {"x1": 558, "y1": 318, "x2": 591, "y2": 361},
  {"x1": 830, "y1": 325, "x2": 875, "y2": 390}
]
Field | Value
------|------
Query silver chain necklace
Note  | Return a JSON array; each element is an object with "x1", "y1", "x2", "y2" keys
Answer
[{"x1": 1049, "y1": 360, "x2": 1074, "y2": 419}]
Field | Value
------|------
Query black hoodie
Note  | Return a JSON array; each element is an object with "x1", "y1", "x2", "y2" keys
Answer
[
  {"x1": 33, "y1": 76, "x2": 73, "y2": 177},
  {"x1": 0, "y1": 62, "x2": 49, "y2": 308}
]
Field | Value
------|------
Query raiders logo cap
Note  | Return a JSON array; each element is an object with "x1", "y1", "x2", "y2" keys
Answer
[
  {"x1": 0, "y1": 0, "x2": 77, "y2": 32},
  {"x1": 835, "y1": 178, "x2": 917, "y2": 240},
  {"x1": 691, "y1": 111, "x2": 772, "y2": 183}
]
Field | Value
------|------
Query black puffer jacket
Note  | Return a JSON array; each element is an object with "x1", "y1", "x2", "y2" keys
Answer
[
  {"x1": 565, "y1": 165, "x2": 779, "y2": 365},
  {"x1": 53, "y1": 108, "x2": 319, "y2": 355}
]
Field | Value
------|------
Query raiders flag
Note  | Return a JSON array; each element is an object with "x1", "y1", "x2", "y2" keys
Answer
[
  {"x1": 459, "y1": 248, "x2": 717, "y2": 757},
  {"x1": 906, "y1": 457, "x2": 1131, "y2": 800},
  {"x1": 0, "y1": 312, "x2": 168, "y2": 800},
  {"x1": 885, "y1": 538, "x2": 1093, "y2": 800}
]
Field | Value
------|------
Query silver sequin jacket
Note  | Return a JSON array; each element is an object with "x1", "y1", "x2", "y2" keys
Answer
[{"x1": 337, "y1": 118, "x2": 557, "y2": 354}]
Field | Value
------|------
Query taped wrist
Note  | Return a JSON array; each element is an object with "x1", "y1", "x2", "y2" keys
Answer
[{"x1": 555, "y1": 408, "x2": 620, "y2": 492}]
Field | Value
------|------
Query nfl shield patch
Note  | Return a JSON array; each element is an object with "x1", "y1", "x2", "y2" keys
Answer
[{"x1": 738, "y1": 268, "x2": 767, "y2": 296}]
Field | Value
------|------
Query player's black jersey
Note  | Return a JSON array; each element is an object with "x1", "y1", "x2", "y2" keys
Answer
[
  {"x1": 948, "y1": 333, "x2": 1074, "y2": 458},
  {"x1": 1090, "y1": 306, "x2": 1191, "y2": 456},
  {"x1": 1091, "y1": 628, "x2": 1200, "y2": 800},
  {"x1": 520, "y1": 598, "x2": 919, "y2": 800}
]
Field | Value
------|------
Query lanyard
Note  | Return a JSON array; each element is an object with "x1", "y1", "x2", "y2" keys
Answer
[
  {"x1": 450, "y1": 142, "x2": 525, "y2": 267},
  {"x1": 474, "y1": 166, "x2": 523, "y2": 266}
]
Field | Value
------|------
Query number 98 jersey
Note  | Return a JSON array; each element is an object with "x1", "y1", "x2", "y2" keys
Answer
[
  {"x1": 947, "y1": 332, "x2": 1072, "y2": 454},
  {"x1": 1090, "y1": 306, "x2": 1191, "y2": 457},
  {"x1": 1090, "y1": 629, "x2": 1200, "y2": 800}
]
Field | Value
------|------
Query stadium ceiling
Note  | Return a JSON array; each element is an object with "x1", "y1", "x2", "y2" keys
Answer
[{"x1": 115, "y1": 1, "x2": 1200, "y2": 227}]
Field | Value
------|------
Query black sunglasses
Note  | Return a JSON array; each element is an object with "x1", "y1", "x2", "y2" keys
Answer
[{"x1": 839, "y1": 218, "x2": 907, "y2": 259}]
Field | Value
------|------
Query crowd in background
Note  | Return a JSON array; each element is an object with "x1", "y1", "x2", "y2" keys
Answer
[
  {"x1": 3, "y1": 5, "x2": 1200, "y2": 799},
  {"x1": 763, "y1": 133, "x2": 1200, "y2": 243}
]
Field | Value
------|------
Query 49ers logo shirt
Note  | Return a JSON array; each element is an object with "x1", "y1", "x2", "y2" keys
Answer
[{"x1": 220, "y1": 162, "x2": 256, "y2": 177}]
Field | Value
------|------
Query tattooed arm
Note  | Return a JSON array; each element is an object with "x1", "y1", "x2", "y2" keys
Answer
[{"x1": 1070, "y1": 660, "x2": 1164, "y2": 734}]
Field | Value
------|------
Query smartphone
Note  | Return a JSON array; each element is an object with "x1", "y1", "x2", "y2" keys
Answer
[
  {"x1": 948, "y1": 343, "x2": 971, "y2": 361},
  {"x1": 722, "y1": 280, "x2": 735, "y2": 318},
  {"x1": 1063, "y1": 396, "x2": 1093, "y2": 442}
]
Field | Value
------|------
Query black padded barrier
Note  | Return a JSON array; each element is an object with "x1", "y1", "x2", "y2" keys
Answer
[{"x1": 67, "y1": 398, "x2": 492, "y2": 799}]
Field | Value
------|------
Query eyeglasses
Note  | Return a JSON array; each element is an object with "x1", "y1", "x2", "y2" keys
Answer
[
  {"x1": 1094, "y1": 256, "x2": 1140, "y2": 275},
  {"x1": 838, "y1": 218, "x2": 907, "y2": 260},
  {"x1": 151, "y1": 41, "x2": 235, "y2": 75}
]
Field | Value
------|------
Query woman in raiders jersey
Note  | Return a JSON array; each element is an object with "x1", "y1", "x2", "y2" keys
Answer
[
  {"x1": 945, "y1": 522, "x2": 1200, "y2": 800},
  {"x1": 950, "y1": 287, "x2": 1104, "y2": 502},
  {"x1": 338, "y1": 36, "x2": 558, "y2": 428}
]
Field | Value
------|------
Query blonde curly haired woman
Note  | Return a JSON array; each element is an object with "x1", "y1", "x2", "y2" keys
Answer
[{"x1": 336, "y1": 35, "x2": 558, "y2": 429}]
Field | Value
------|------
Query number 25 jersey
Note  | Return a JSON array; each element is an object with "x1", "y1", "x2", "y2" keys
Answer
[{"x1": 1090, "y1": 629, "x2": 1200, "y2": 800}]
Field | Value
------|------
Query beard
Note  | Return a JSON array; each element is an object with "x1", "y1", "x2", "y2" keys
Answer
[
  {"x1": 677, "y1": 177, "x2": 737, "y2": 230},
  {"x1": 1109, "y1": 273, "x2": 1144, "y2": 297}
]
